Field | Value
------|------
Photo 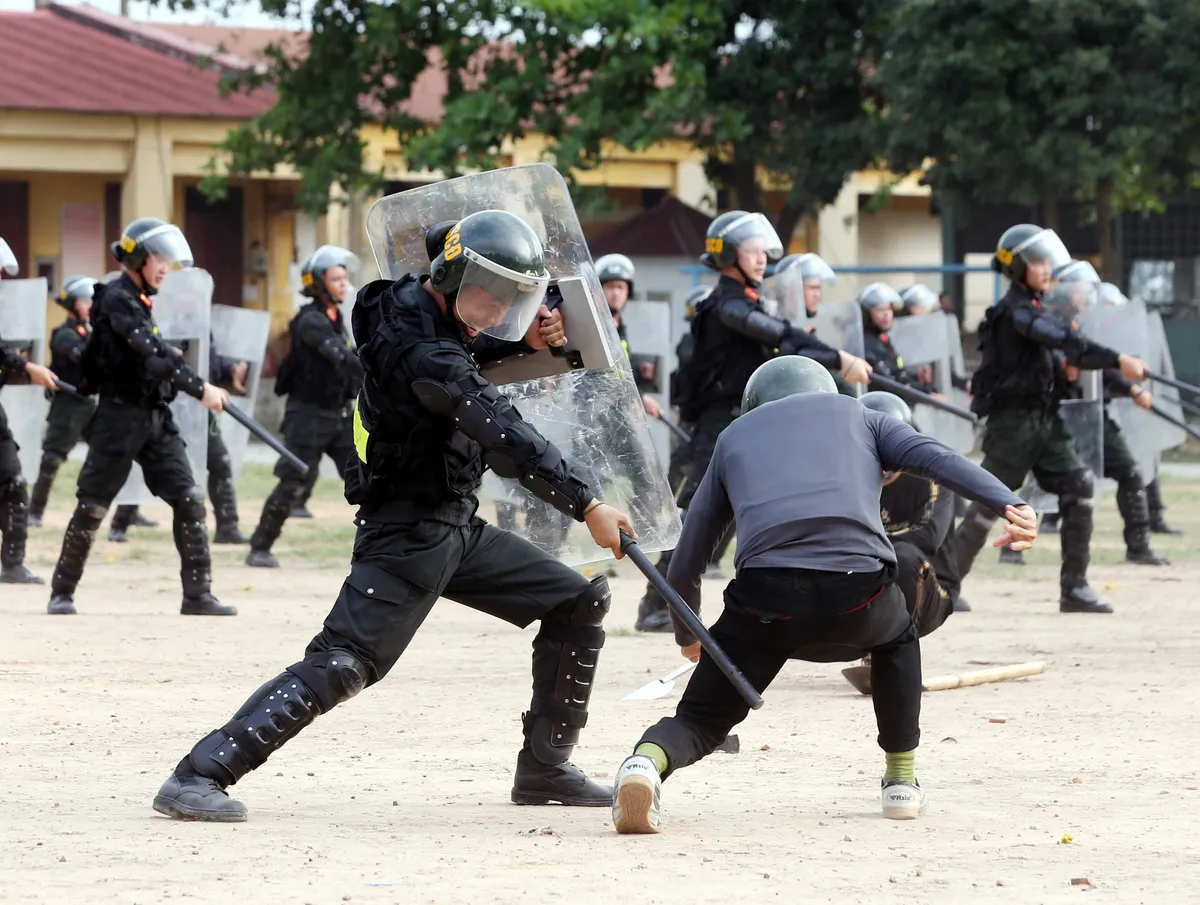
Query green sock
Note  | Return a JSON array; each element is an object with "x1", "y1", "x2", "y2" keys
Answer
[
  {"x1": 634, "y1": 742, "x2": 669, "y2": 775},
  {"x1": 884, "y1": 750, "x2": 916, "y2": 783}
]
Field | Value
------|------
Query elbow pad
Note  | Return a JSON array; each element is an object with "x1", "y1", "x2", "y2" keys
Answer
[
  {"x1": 413, "y1": 374, "x2": 590, "y2": 519},
  {"x1": 721, "y1": 303, "x2": 788, "y2": 347},
  {"x1": 1014, "y1": 307, "x2": 1069, "y2": 346},
  {"x1": 125, "y1": 325, "x2": 160, "y2": 358}
]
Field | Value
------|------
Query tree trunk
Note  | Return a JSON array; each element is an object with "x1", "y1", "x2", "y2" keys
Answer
[
  {"x1": 1042, "y1": 196, "x2": 1061, "y2": 231},
  {"x1": 730, "y1": 147, "x2": 762, "y2": 213},
  {"x1": 773, "y1": 201, "x2": 806, "y2": 253},
  {"x1": 1095, "y1": 177, "x2": 1118, "y2": 282}
]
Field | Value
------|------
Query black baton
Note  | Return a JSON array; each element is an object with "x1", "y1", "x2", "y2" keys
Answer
[
  {"x1": 658, "y1": 413, "x2": 693, "y2": 444},
  {"x1": 224, "y1": 403, "x2": 310, "y2": 476},
  {"x1": 869, "y1": 373, "x2": 979, "y2": 423},
  {"x1": 619, "y1": 531, "x2": 764, "y2": 710},
  {"x1": 54, "y1": 379, "x2": 85, "y2": 398},
  {"x1": 1148, "y1": 401, "x2": 1200, "y2": 443},
  {"x1": 1145, "y1": 369, "x2": 1200, "y2": 403}
]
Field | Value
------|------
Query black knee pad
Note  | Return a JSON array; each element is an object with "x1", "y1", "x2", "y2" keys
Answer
[
  {"x1": 171, "y1": 487, "x2": 207, "y2": 522},
  {"x1": 76, "y1": 498, "x2": 109, "y2": 526},
  {"x1": 541, "y1": 574, "x2": 612, "y2": 639},
  {"x1": 0, "y1": 476, "x2": 25, "y2": 502},
  {"x1": 1055, "y1": 469, "x2": 1094, "y2": 506},
  {"x1": 190, "y1": 649, "x2": 368, "y2": 786}
]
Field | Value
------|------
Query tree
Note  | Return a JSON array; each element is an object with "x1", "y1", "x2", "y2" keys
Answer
[
  {"x1": 188, "y1": 0, "x2": 886, "y2": 244},
  {"x1": 878, "y1": 0, "x2": 1200, "y2": 278}
]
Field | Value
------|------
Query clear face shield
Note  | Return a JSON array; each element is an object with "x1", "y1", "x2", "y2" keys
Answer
[
  {"x1": 454, "y1": 247, "x2": 550, "y2": 341},
  {"x1": 138, "y1": 224, "x2": 194, "y2": 269},
  {"x1": 901, "y1": 284, "x2": 939, "y2": 315},
  {"x1": 1012, "y1": 228, "x2": 1071, "y2": 284},
  {"x1": 0, "y1": 238, "x2": 17, "y2": 276},
  {"x1": 722, "y1": 213, "x2": 785, "y2": 263},
  {"x1": 797, "y1": 253, "x2": 836, "y2": 285}
]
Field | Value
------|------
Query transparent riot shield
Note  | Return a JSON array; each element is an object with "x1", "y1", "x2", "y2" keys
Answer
[
  {"x1": 210, "y1": 305, "x2": 272, "y2": 478},
  {"x1": 0, "y1": 277, "x2": 49, "y2": 480},
  {"x1": 807, "y1": 298, "x2": 864, "y2": 358},
  {"x1": 114, "y1": 268, "x2": 212, "y2": 505},
  {"x1": 364, "y1": 163, "x2": 680, "y2": 565},
  {"x1": 887, "y1": 311, "x2": 975, "y2": 452},
  {"x1": 621, "y1": 298, "x2": 673, "y2": 462},
  {"x1": 1019, "y1": 372, "x2": 1104, "y2": 514},
  {"x1": 1078, "y1": 299, "x2": 1179, "y2": 482}
]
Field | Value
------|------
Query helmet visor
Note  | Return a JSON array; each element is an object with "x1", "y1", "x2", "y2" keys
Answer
[
  {"x1": 901, "y1": 285, "x2": 938, "y2": 314},
  {"x1": 1012, "y1": 228, "x2": 1071, "y2": 273},
  {"x1": 140, "y1": 224, "x2": 194, "y2": 269},
  {"x1": 308, "y1": 245, "x2": 361, "y2": 277},
  {"x1": 61, "y1": 277, "x2": 98, "y2": 301},
  {"x1": 596, "y1": 254, "x2": 635, "y2": 285},
  {"x1": 0, "y1": 237, "x2": 18, "y2": 276},
  {"x1": 455, "y1": 247, "x2": 550, "y2": 341},
  {"x1": 720, "y1": 213, "x2": 784, "y2": 263},
  {"x1": 797, "y1": 253, "x2": 836, "y2": 285},
  {"x1": 1046, "y1": 281, "x2": 1098, "y2": 313}
]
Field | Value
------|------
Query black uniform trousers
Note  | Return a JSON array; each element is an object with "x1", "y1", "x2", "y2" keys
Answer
[
  {"x1": 640, "y1": 404, "x2": 739, "y2": 611},
  {"x1": 43, "y1": 393, "x2": 96, "y2": 458},
  {"x1": 315, "y1": 515, "x2": 592, "y2": 681},
  {"x1": 249, "y1": 401, "x2": 355, "y2": 553},
  {"x1": 1, "y1": 403, "x2": 31, "y2": 569},
  {"x1": 945, "y1": 407, "x2": 1092, "y2": 592},
  {"x1": 639, "y1": 566, "x2": 920, "y2": 778},
  {"x1": 51, "y1": 397, "x2": 209, "y2": 598}
]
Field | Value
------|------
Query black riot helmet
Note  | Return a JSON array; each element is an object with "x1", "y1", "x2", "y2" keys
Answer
[
  {"x1": 301, "y1": 245, "x2": 360, "y2": 303},
  {"x1": 860, "y1": 391, "x2": 914, "y2": 426},
  {"x1": 684, "y1": 284, "x2": 712, "y2": 321},
  {"x1": 700, "y1": 211, "x2": 784, "y2": 285},
  {"x1": 429, "y1": 209, "x2": 551, "y2": 342},
  {"x1": 111, "y1": 217, "x2": 193, "y2": 273},
  {"x1": 56, "y1": 275, "x2": 98, "y2": 313},
  {"x1": 741, "y1": 356, "x2": 838, "y2": 413},
  {"x1": 992, "y1": 224, "x2": 1070, "y2": 283},
  {"x1": 595, "y1": 253, "x2": 636, "y2": 295},
  {"x1": 0, "y1": 236, "x2": 17, "y2": 276}
]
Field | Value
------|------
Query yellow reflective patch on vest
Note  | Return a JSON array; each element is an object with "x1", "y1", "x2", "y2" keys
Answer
[
  {"x1": 153, "y1": 325, "x2": 160, "y2": 335},
  {"x1": 896, "y1": 355, "x2": 904, "y2": 369},
  {"x1": 353, "y1": 405, "x2": 370, "y2": 463}
]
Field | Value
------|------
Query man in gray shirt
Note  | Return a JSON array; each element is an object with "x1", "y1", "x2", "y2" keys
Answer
[{"x1": 611, "y1": 356, "x2": 1037, "y2": 835}]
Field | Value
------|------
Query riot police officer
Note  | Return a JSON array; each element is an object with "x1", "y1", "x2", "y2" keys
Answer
[
  {"x1": 774, "y1": 252, "x2": 837, "y2": 317},
  {"x1": 944, "y1": 225, "x2": 1147, "y2": 614},
  {"x1": 152, "y1": 209, "x2": 633, "y2": 822},
  {"x1": 29, "y1": 276, "x2": 98, "y2": 527},
  {"x1": 859, "y1": 283, "x2": 936, "y2": 393},
  {"x1": 0, "y1": 239, "x2": 60, "y2": 584},
  {"x1": 634, "y1": 211, "x2": 872, "y2": 632},
  {"x1": 245, "y1": 245, "x2": 363, "y2": 568},
  {"x1": 45, "y1": 218, "x2": 233, "y2": 616}
]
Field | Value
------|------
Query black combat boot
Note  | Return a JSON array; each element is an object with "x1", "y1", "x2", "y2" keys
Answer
[
  {"x1": 47, "y1": 499, "x2": 107, "y2": 614},
  {"x1": 247, "y1": 484, "x2": 294, "y2": 568},
  {"x1": 209, "y1": 473, "x2": 249, "y2": 544},
  {"x1": 174, "y1": 492, "x2": 237, "y2": 616},
  {"x1": 1117, "y1": 480, "x2": 1170, "y2": 565}
]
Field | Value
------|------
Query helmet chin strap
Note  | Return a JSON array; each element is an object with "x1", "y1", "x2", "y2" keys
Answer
[
  {"x1": 135, "y1": 262, "x2": 159, "y2": 297},
  {"x1": 736, "y1": 262, "x2": 761, "y2": 289}
]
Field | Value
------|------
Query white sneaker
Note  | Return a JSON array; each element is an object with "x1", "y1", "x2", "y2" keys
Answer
[
  {"x1": 881, "y1": 779, "x2": 928, "y2": 820},
  {"x1": 612, "y1": 755, "x2": 662, "y2": 834}
]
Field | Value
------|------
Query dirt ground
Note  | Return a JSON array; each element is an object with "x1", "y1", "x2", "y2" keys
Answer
[{"x1": 3, "y1": 464, "x2": 1199, "y2": 904}]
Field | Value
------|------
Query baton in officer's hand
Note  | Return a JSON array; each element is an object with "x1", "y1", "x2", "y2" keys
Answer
[
  {"x1": 1148, "y1": 401, "x2": 1200, "y2": 443},
  {"x1": 619, "y1": 531, "x2": 764, "y2": 710},
  {"x1": 54, "y1": 379, "x2": 84, "y2": 398},
  {"x1": 658, "y1": 413, "x2": 693, "y2": 444},
  {"x1": 223, "y1": 402, "x2": 309, "y2": 477},
  {"x1": 869, "y1": 373, "x2": 979, "y2": 423},
  {"x1": 1145, "y1": 369, "x2": 1200, "y2": 404}
]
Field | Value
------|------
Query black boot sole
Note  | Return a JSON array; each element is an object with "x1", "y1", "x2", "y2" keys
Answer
[
  {"x1": 510, "y1": 787, "x2": 613, "y2": 807},
  {"x1": 152, "y1": 794, "x2": 248, "y2": 822}
]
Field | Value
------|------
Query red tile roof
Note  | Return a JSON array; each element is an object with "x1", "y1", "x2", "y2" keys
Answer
[
  {"x1": 0, "y1": 6, "x2": 276, "y2": 118},
  {"x1": 588, "y1": 195, "x2": 713, "y2": 259}
]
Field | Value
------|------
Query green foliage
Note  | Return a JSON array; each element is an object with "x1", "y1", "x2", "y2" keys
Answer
[{"x1": 171, "y1": 0, "x2": 882, "y2": 240}]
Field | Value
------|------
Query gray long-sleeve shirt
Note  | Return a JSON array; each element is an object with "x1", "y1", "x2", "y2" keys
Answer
[{"x1": 666, "y1": 393, "x2": 1025, "y2": 645}]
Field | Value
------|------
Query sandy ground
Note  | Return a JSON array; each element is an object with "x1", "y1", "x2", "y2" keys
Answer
[{"x1": 3, "y1": 465, "x2": 1200, "y2": 904}]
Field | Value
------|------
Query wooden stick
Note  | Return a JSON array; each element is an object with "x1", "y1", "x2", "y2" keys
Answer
[{"x1": 921, "y1": 661, "x2": 1046, "y2": 693}]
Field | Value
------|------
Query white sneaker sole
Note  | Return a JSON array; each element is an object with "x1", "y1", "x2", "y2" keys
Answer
[
  {"x1": 613, "y1": 775, "x2": 661, "y2": 834},
  {"x1": 882, "y1": 790, "x2": 928, "y2": 820}
]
